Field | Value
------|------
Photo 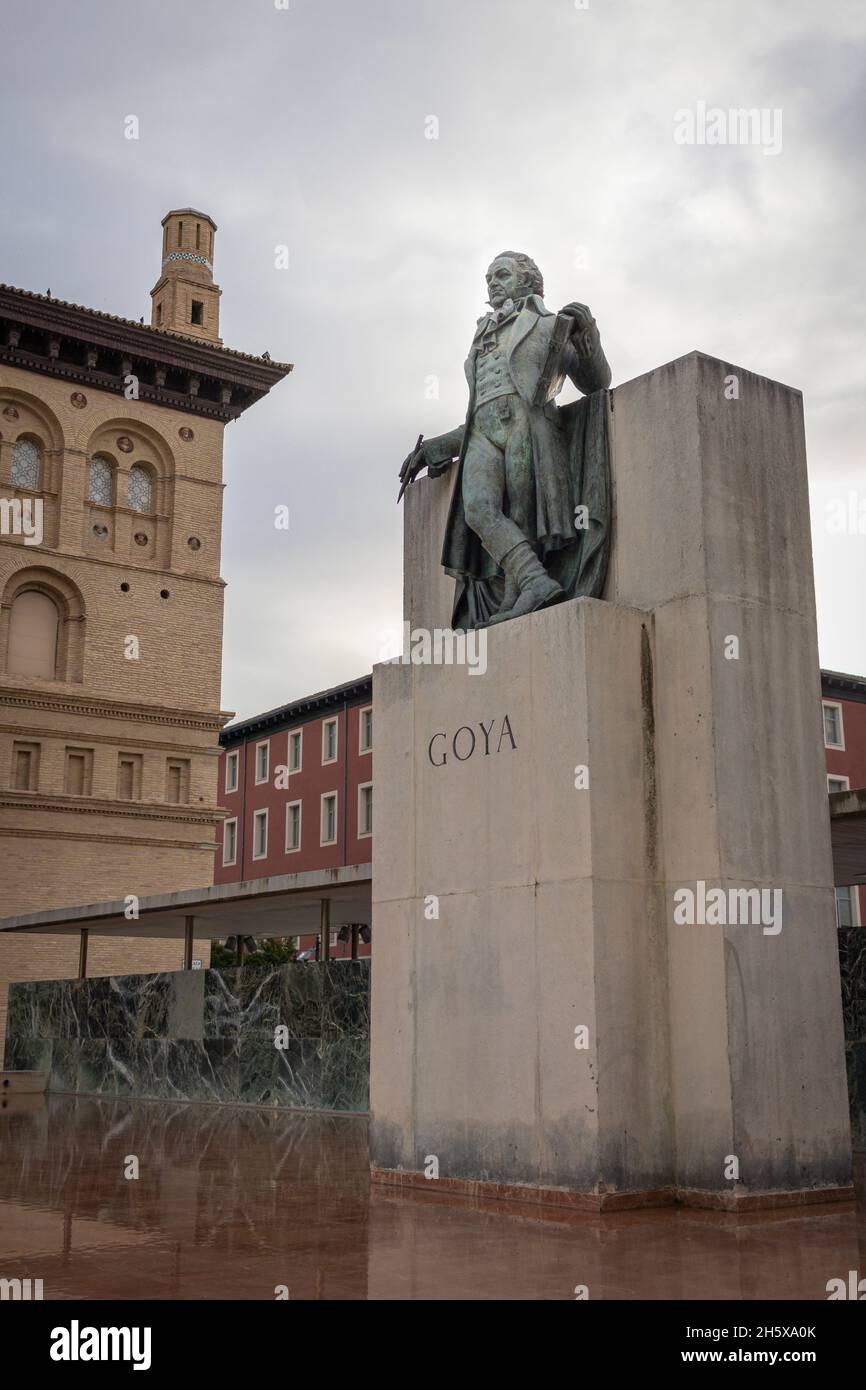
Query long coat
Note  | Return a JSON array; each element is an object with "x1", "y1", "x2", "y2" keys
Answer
[{"x1": 425, "y1": 294, "x2": 611, "y2": 584}]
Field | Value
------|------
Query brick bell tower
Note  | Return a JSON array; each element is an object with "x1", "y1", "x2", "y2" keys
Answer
[{"x1": 150, "y1": 209, "x2": 222, "y2": 345}]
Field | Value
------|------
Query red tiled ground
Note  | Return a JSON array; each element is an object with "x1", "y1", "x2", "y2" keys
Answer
[{"x1": 0, "y1": 1094, "x2": 864, "y2": 1300}]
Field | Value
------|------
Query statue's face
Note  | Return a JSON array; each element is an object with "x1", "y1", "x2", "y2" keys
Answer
[{"x1": 486, "y1": 258, "x2": 519, "y2": 309}]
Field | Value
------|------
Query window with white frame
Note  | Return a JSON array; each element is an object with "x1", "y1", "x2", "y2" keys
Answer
[
  {"x1": 252, "y1": 808, "x2": 268, "y2": 859},
  {"x1": 286, "y1": 800, "x2": 302, "y2": 852},
  {"x1": 359, "y1": 706, "x2": 372, "y2": 754},
  {"x1": 823, "y1": 701, "x2": 844, "y2": 749},
  {"x1": 828, "y1": 774, "x2": 850, "y2": 793},
  {"x1": 321, "y1": 792, "x2": 338, "y2": 845},
  {"x1": 225, "y1": 750, "x2": 239, "y2": 793},
  {"x1": 835, "y1": 886, "x2": 859, "y2": 928},
  {"x1": 288, "y1": 729, "x2": 302, "y2": 773},
  {"x1": 358, "y1": 782, "x2": 373, "y2": 837},
  {"x1": 255, "y1": 740, "x2": 269, "y2": 784},
  {"x1": 223, "y1": 817, "x2": 238, "y2": 865},
  {"x1": 322, "y1": 717, "x2": 338, "y2": 764}
]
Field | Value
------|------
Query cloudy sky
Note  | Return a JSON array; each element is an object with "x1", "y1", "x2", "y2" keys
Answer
[{"x1": 1, "y1": 0, "x2": 863, "y2": 719}]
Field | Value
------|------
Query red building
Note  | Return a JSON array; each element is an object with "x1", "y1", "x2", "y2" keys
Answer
[
  {"x1": 216, "y1": 667, "x2": 866, "y2": 952},
  {"x1": 216, "y1": 675, "x2": 372, "y2": 958},
  {"x1": 822, "y1": 669, "x2": 866, "y2": 926}
]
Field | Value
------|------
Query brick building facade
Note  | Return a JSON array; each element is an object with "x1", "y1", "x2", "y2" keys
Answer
[
  {"x1": 0, "y1": 210, "x2": 290, "y2": 1051},
  {"x1": 216, "y1": 667, "x2": 866, "y2": 956},
  {"x1": 216, "y1": 676, "x2": 373, "y2": 959},
  {"x1": 822, "y1": 669, "x2": 866, "y2": 925}
]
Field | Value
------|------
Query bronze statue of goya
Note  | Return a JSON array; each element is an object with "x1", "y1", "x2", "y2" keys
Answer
[{"x1": 399, "y1": 251, "x2": 613, "y2": 631}]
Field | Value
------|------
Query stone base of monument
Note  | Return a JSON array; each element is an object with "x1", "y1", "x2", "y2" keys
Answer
[
  {"x1": 369, "y1": 1170, "x2": 855, "y2": 1213},
  {"x1": 371, "y1": 598, "x2": 674, "y2": 1208},
  {"x1": 370, "y1": 352, "x2": 854, "y2": 1211}
]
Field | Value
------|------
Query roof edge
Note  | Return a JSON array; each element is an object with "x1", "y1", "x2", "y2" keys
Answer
[{"x1": 221, "y1": 675, "x2": 373, "y2": 745}]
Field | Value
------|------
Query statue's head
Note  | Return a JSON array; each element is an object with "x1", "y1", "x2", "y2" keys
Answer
[{"x1": 485, "y1": 251, "x2": 544, "y2": 309}]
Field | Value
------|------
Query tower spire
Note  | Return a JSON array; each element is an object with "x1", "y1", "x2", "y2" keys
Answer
[{"x1": 150, "y1": 208, "x2": 222, "y2": 344}]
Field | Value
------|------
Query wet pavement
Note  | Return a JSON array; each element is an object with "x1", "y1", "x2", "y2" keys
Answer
[{"x1": 0, "y1": 1093, "x2": 864, "y2": 1300}]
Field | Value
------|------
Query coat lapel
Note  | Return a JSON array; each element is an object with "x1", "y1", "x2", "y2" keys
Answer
[
  {"x1": 464, "y1": 318, "x2": 488, "y2": 390},
  {"x1": 506, "y1": 301, "x2": 542, "y2": 365}
]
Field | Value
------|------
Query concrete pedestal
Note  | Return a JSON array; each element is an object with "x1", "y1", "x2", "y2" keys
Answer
[{"x1": 371, "y1": 352, "x2": 853, "y2": 1208}]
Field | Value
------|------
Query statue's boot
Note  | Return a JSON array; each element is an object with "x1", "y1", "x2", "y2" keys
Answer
[
  {"x1": 497, "y1": 572, "x2": 519, "y2": 614},
  {"x1": 487, "y1": 541, "x2": 564, "y2": 624}
]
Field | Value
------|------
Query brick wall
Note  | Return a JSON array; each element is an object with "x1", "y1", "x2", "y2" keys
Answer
[{"x1": 0, "y1": 352, "x2": 227, "y2": 1062}]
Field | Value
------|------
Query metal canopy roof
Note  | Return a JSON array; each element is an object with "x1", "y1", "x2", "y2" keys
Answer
[
  {"x1": 1, "y1": 788, "x2": 861, "y2": 943},
  {"x1": 0, "y1": 865, "x2": 371, "y2": 940}
]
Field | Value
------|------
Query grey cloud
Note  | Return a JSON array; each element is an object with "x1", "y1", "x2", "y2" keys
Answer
[{"x1": 1, "y1": 0, "x2": 863, "y2": 715}]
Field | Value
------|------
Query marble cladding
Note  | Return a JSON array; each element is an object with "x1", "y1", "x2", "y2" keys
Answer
[
  {"x1": 838, "y1": 928, "x2": 866, "y2": 1149},
  {"x1": 3, "y1": 961, "x2": 370, "y2": 1114}
]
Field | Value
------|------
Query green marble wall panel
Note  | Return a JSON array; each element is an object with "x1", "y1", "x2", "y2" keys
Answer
[
  {"x1": 838, "y1": 928, "x2": 866, "y2": 1149},
  {"x1": 322, "y1": 1036, "x2": 370, "y2": 1112},
  {"x1": 4, "y1": 960, "x2": 370, "y2": 1114},
  {"x1": 203, "y1": 963, "x2": 281, "y2": 1040},
  {"x1": 279, "y1": 963, "x2": 323, "y2": 1037},
  {"x1": 322, "y1": 961, "x2": 370, "y2": 1038}
]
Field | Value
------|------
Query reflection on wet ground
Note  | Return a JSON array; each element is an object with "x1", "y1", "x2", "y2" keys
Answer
[{"x1": 0, "y1": 1094, "x2": 864, "y2": 1300}]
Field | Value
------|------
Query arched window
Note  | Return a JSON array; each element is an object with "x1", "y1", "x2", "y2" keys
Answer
[
  {"x1": 7, "y1": 590, "x2": 59, "y2": 679},
  {"x1": 87, "y1": 455, "x2": 114, "y2": 506},
  {"x1": 12, "y1": 438, "x2": 41, "y2": 491},
  {"x1": 128, "y1": 464, "x2": 154, "y2": 513}
]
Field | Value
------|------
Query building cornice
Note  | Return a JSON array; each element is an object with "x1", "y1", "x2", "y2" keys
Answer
[
  {"x1": 821, "y1": 669, "x2": 866, "y2": 705},
  {"x1": 0, "y1": 283, "x2": 291, "y2": 421},
  {"x1": 0, "y1": 720, "x2": 216, "y2": 757},
  {"x1": 0, "y1": 824, "x2": 217, "y2": 852},
  {"x1": 0, "y1": 684, "x2": 231, "y2": 732},
  {"x1": 0, "y1": 789, "x2": 220, "y2": 824},
  {"x1": 220, "y1": 675, "x2": 373, "y2": 746}
]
